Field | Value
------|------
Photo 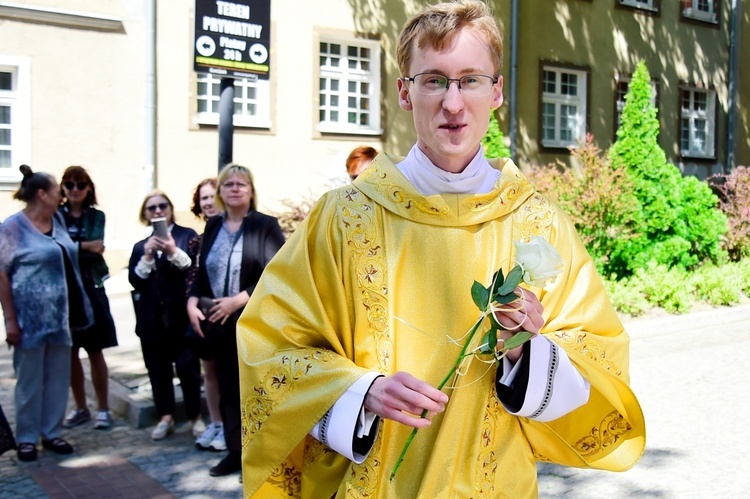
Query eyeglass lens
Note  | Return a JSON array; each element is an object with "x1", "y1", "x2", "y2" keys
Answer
[
  {"x1": 409, "y1": 73, "x2": 495, "y2": 95},
  {"x1": 146, "y1": 202, "x2": 169, "y2": 212},
  {"x1": 64, "y1": 181, "x2": 88, "y2": 190}
]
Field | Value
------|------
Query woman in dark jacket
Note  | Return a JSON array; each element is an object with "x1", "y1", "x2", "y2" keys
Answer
[
  {"x1": 129, "y1": 190, "x2": 203, "y2": 441},
  {"x1": 58, "y1": 166, "x2": 118, "y2": 431},
  {"x1": 187, "y1": 164, "x2": 285, "y2": 477}
]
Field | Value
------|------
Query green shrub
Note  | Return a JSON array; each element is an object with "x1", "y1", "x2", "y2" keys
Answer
[
  {"x1": 710, "y1": 166, "x2": 750, "y2": 260},
  {"x1": 691, "y1": 264, "x2": 742, "y2": 306},
  {"x1": 526, "y1": 135, "x2": 638, "y2": 278},
  {"x1": 604, "y1": 277, "x2": 649, "y2": 317},
  {"x1": 481, "y1": 110, "x2": 511, "y2": 158},
  {"x1": 609, "y1": 61, "x2": 728, "y2": 275},
  {"x1": 633, "y1": 263, "x2": 694, "y2": 313}
]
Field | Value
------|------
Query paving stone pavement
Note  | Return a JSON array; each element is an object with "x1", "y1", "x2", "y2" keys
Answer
[{"x1": 1, "y1": 270, "x2": 749, "y2": 498}]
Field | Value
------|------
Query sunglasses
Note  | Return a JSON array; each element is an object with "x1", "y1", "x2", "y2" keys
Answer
[
  {"x1": 64, "y1": 181, "x2": 88, "y2": 191},
  {"x1": 145, "y1": 202, "x2": 169, "y2": 212}
]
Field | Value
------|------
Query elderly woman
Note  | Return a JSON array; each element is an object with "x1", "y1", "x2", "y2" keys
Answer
[
  {"x1": 187, "y1": 164, "x2": 284, "y2": 476},
  {"x1": 59, "y1": 166, "x2": 118, "y2": 431},
  {"x1": 128, "y1": 190, "x2": 203, "y2": 441},
  {"x1": 0, "y1": 165, "x2": 92, "y2": 462}
]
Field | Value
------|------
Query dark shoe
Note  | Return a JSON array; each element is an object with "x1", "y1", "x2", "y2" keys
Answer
[
  {"x1": 17, "y1": 443, "x2": 37, "y2": 462},
  {"x1": 41, "y1": 438, "x2": 74, "y2": 455},
  {"x1": 209, "y1": 451, "x2": 241, "y2": 477},
  {"x1": 62, "y1": 408, "x2": 91, "y2": 428}
]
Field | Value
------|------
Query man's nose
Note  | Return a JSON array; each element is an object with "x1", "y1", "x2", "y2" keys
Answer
[{"x1": 442, "y1": 81, "x2": 465, "y2": 112}]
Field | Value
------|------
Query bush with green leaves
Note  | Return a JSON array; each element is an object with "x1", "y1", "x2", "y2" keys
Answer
[
  {"x1": 481, "y1": 110, "x2": 511, "y2": 158},
  {"x1": 525, "y1": 135, "x2": 638, "y2": 277},
  {"x1": 710, "y1": 165, "x2": 750, "y2": 260},
  {"x1": 609, "y1": 61, "x2": 728, "y2": 275}
]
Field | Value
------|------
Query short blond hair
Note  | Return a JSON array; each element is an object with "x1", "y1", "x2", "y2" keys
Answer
[
  {"x1": 214, "y1": 163, "x2": 257, "y2": 212},
  {"x1": 396, "y1": 0, "x2": 503, "y2": 77}
]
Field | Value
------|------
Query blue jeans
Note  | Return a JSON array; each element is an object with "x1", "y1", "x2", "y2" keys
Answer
[{"x1": 13, "y1": 342, "x2": 71, "y2": 443}]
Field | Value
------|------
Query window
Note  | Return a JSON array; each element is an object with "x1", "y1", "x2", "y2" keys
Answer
[
  {"x1": 680, "y1": 86, "x2": 716, "y2": 159},
  {"x1": 317, "y1": 36, "x2": 382, "y2": 135},
  {"x1": 541, "y1": 66, "x2": 587, "y2": 148},
  {"x1": 682, "y1": 0, "x2": 718, "y2": 23},
  {"x1": 195, "y1": 73, "x2": 271, "y2": 128},
  {"x1": 617, "y1": 0, "x2": 659, "y2": 12},
  {"x1": 0, "y1": 56, "x2": 31, "y2": 184},
  {"x1": 614, "y1": 76, "x2": 659, "y2": 131}
]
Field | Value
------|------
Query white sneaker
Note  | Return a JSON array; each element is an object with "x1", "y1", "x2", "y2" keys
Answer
[
  {"x1": 94, "y1": 410, "x2": 113, "y2": 430},
  {"x1": 151, "y1": 420, "x2": 175, "y2": 440},
  {"x1": 195, "y1": 423, "x2": 222, "y2": 450},
  {"x1": 209, "y1": 426, "x2": 227, "y2": 451},
  {"x1": 191, "y1": 418, "x2": 207, "y2": 438}
]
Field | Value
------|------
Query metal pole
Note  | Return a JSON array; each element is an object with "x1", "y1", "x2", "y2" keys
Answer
[
  {"x1": 509, "y1": 0, "x2": 519, "y2": 161},
  {"x1": 218, "y1": 77, "x2": 235, "y2": 171}
]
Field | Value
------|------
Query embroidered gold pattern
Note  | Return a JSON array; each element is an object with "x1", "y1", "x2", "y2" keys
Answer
[
  {"x1": 474, "y1": 390, "x2": 501, "y2": 497},
  {"x1": 370, "y1": 166, "x2": 447, "y2": 215},
  {"x1": 242, "y1": 348, "x2": 335, "y2": 444},
  {"x1": 337, "y1": 187, "x2": 390, "y2": 496},
  {"x1": 552, "y1": 330, "x2": 623, "y2": 377},
  {"x1": 574, "y1": 411, "x2": 632, "y2": 457},
  {"x1": 266, "y1": 460, "x2": 302, "y2": 496}
]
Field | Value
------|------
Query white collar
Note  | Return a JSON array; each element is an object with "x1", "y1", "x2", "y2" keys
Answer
[{"x1": 396, "y1": 145, "x2": 500, "y2": 195}]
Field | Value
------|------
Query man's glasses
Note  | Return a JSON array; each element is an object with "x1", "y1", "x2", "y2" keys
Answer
[
  {"x1": 64, "y1": 181, "x2": 88, "y2": 191},
  {"x1": 402, "y1": 73, "x2": 498, "y2": 96},
  {"x1": 221, "y1": 181, "x2": 250, "y2": 190},
  {"x1": 146, "y1": 202, "x2": 169, "y2": 212}
]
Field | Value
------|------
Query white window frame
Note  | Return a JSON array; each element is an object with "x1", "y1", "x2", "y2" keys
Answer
[
  {"x1": 683, "y1": 0, "x2": 718, "y2": 23},
  {"x1": 618, "y1": 0, "x2": 658, "y2": 12},
  {"x1": 0, "y1": 56, "x2": 31, "y2": 185},
  {"x1": 194, "y1": 72, "x2": 272, "y2": 129},
  {"x1": 680, "y1": 86, "x2": 716, "y2": 159},
  {"x1": 541, "y1": 66, "x2": 587, "y2": 149},
  {"x1": 317, "y1": 35, "x2": 382, "y2": 136}
]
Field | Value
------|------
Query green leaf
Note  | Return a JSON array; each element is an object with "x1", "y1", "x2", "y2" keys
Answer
[
  {"x1": 495, "y1": 265, "x2": 523, "y2": 297},
  {"x1": 494, "y1": 293, "x2": 518, "y2": 305},
  {"x1": 490, "y1": 269, "x2": 505, "y2": 296},
  {"x1": 478, "y1": 326, "x2": 498, "y2": 355},
  {"x1": 471, "y1": 281, "x2": 490, "y2": 311},
  {"x1": 500, "y1": 331, "x2": 534, "y2": 351}
]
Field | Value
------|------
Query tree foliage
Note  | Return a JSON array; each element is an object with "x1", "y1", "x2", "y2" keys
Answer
[
  {"x1": 608, "y1": 61, "x2": 727, "y2": 276},
  {"x1": 481, "y1": 110, "x2": 511, "y2": 158}
]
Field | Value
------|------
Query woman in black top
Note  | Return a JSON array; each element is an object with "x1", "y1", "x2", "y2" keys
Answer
[
  {"x1": 128, "y1": 190, "x2": 202, "y2": 441},
  {"x1": 187, "y1": 164, "x2": 285, "y2": 477}
]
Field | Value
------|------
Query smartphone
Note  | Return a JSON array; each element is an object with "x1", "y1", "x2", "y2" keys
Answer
[{"x1": 151, "y1": 217, "x2": 169, "y2": 239}]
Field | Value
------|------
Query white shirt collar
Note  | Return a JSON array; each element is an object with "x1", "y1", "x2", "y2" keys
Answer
[{"x1": 396, "y1": 145, "x2": 500, "y2": 195}]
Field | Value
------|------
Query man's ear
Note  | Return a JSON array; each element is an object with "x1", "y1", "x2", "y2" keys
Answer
[
  {"x1": 397, "y1": 78, "x2": 413, "y2": 111},
  {"x1": 491, "y1": 75, "x2": 504, "y2": 110}
]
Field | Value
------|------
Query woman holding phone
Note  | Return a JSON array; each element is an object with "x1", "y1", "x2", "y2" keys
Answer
[{"x1": 128, "y1": 190, "x2": 204, "y2": 441}]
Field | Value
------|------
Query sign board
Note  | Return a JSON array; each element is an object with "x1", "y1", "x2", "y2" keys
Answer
[{"x1": 194, "y1": 0, "x2": 271, "y2": 80}]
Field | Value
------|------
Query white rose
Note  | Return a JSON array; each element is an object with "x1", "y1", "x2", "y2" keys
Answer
[{"x1": 514, "y1": 236, "x2": 563, "y2": 288}]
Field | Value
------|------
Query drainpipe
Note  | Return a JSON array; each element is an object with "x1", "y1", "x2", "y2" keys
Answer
[
  {"x1": 726, "y1": 0, "x2": 739, "y2": 173},
  {"x1": 144, "y1": 0, "x2": 156, "y2": 191},
  {"x1": 509, "y1": 0, "x2": 519, "y2": 160}
]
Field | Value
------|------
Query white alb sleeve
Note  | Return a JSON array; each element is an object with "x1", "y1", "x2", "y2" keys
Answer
[
  {"x1": 501, "y1": 333, "x2": 591, "y2": 422},
  {"x1": 309, "y1": 372, "x2": 382, "y2": 463}
]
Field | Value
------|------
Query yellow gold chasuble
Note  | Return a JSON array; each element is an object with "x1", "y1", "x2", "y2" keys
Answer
[{"x1": 237, "y1": 155, "x2": 645, "y2": 498}]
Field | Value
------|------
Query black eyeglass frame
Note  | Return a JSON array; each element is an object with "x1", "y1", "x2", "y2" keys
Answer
[
  {"x1": 63, "y1": 181, "x2": 89, "y2": 191},
  {"x1": 145, "y1": 202, "x2": 170, "y2": 212}
]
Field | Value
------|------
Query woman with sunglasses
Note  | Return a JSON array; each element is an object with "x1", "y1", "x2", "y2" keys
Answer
[
  {"x1": 128, "y1": 191, "x2": 203, "y2": 441},
  {"x1": 58, "y1": 166, "x2": 118, "y2": 431},
  {"x1": 186, "y1": 164, "x2": 284, "y2": 477}
]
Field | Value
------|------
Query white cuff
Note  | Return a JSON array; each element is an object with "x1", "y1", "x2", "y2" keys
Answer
[
  {"x1": 310, "y1": 372, "x2": 382, "y2": 463},
  {"x1": 502, "y1": 334, "x2": 590, "y2": 422},
  {"x1": 167, "y1": 248, "x2": 191, "y2": 270},
  {"x1": 134, "y1": 256, "x2": 156, "y2": 279}
]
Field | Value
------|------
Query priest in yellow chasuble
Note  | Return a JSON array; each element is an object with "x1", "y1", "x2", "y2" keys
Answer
[{"x1": 237, "y1": 1, "x2": 645, "y2": 497}]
